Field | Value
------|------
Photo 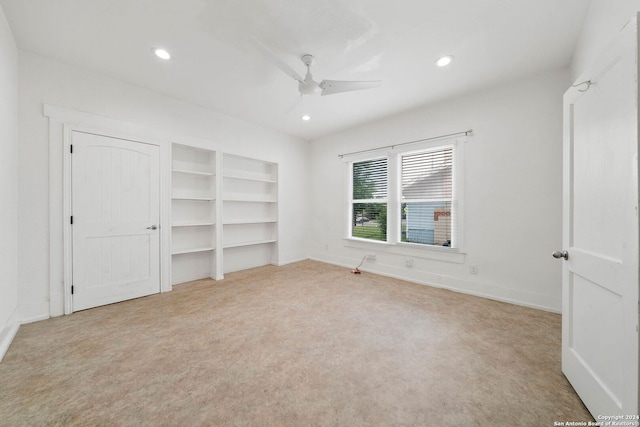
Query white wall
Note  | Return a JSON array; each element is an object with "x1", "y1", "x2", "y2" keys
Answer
[
  {"x1": 18, "y1": 50, "x2": 310, "y2": 321},
  {"x1": 308, "y1": 68, "x2": 570, "y2": 312},
  {"x1": 571, "y1": 0, "x2": 640, "y2": 79},
  {"x1": 0, "y1": 5, "x2": 19, "y2": 358}
]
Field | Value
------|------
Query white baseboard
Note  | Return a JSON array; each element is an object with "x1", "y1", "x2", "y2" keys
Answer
[
  {"x1": 0, "y1": 309, "x2": 20, "y2": 362},
  {"x1": 308, "y1": 255, "x2": 360, "y2": 271},
  {"x1": 276, "y1": 257, "x2": 310, "y2": 267},
  {"x1": 309, "y1": 255, "x2": 561, "y2": 313},
  {"x1": 18, "y1": 302, "x2": 50, "y2": 324}
]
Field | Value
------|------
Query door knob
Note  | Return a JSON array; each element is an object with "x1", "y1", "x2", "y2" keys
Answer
[
  {"x1": 552, "y1": 250, "x2": 568, "y2": 260},
  {"x1": 146, "y1": 225, "x2": 158, "y2": 230}
]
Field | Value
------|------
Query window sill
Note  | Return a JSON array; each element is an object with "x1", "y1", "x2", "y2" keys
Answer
[{"x1": 343, "y1": 238, "x2": 466, "y2": 264}]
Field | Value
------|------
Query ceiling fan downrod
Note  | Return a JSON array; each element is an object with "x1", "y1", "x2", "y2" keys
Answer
[{"x1": 298, "y1": 54, "x2": 321, "y2": 96}]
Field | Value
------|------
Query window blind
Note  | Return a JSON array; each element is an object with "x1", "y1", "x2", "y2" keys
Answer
[
  {"x1": 353, "y1": 158, "x2": 387, "y2": 200},
  {"x1": 401, "y1": 147, "x2": 453, "y2": 200},
  {"x1": 401, "y1": 146, "x2": 454, "y2": 247}
]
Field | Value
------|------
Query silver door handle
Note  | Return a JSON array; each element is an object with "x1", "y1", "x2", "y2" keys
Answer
[
  {"x1": 146, "y1": 225, "x2": 158, "y2": 230},
  {"x1": 552, "y1": 250, "x2": 568, "y2": 260}
]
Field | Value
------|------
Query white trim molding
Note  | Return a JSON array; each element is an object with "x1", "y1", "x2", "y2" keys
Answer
[
  {"x1": 309, "y1": 255, "x2": 561, "y2": 313},
  {"x1": 0, "y1": 308, "x2": 20, "y2": 362}
]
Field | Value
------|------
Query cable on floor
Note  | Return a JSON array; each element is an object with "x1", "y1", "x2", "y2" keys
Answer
[{"x1": 352, "y1": 256, "x2": 367, "y2": 274}]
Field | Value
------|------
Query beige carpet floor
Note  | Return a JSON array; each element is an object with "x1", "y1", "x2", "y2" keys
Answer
[{"x1": 0, "y1": 260, "x2": 591, "y2": 426}]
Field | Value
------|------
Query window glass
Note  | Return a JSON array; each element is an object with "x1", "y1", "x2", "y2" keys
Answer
[
  {"x1": 351, "y1": 158, "x2": 387, "y2": 242},
  {"x1": 401, "y1": 201, "x2": 451, "y2": 246}
]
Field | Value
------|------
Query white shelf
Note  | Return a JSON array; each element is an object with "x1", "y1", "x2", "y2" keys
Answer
[
  {"x1": 223, "y1": 239, "x2": 277, "y2": 249},
  {"x1": 171, "y1": 143, "x2": 217, "y2": 285},
  {"x1": 172, "y1": 247, "x2": 215, "y2": 255},
  {"x1": 172, "y1": 169, "x2": 215, "y2": 177},
  {"x1": 223, "y1": 174, "x2": 276, "y2": 183},
  {"x1": 172, "y1": 222, "x2": 215, "y2": 227},
  {"x1": 170, "y1": 151, "x2": 278, "y2": 278},
  {"x1": 221, "y1": 153, "x2": 278, "y2": 274},
  {"x1": 223, "y1": 197, "x2": 276, "y2": 203},
  {"x1": 172, "y1": 196, "x2": 215, "y2": 201},
  {"x1": 223, "y1": 219, "x2": 276, "y2": 225}
]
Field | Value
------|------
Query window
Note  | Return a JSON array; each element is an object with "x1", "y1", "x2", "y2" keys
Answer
[
  {"x1": 401, "y1": 146, "x2": 453, "y2": 247},
  {"x1": 350, "y1": 157, "x2": 387, "y2": 242},
  {"x1": 347, "y1": 140, "x2": 461, "y2": 250}
]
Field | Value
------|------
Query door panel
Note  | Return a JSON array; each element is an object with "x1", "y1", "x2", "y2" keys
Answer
[
  {"x1": 562, "y1": 16, "x2": 638, "y2": 417},
  {"x1": 72, "y1": 131, "x2": 160, "y2": 311}
]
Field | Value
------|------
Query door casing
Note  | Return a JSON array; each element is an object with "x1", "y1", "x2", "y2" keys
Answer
[{"x1": 52, "y1": 115, "x2": 172, "y2": 315}]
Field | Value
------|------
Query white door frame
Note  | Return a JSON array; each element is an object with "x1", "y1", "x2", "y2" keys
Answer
[{"x1": 46, "y1": 105, "x2": 172, "y2": 316}]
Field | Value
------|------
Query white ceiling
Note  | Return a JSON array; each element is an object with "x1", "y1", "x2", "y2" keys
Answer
[{"x1": 1, "y1": 0, "x2": 590, "y2": 140}]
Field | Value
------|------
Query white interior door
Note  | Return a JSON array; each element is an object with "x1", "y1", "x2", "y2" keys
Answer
[
  {"x1": 561, "y1": 16, "x2": 639, "y2": 417},
  {"x1": 72, "y1": 130, "x2": 160, "y2": 311}
]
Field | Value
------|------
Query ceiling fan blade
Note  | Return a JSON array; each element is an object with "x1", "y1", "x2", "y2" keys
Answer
[
  {"x1": 320, "y1": 80, "x2": 382, "y2": 96},
  {"x1": 249, "y1": 38, "x2": 304, "y2": 83}
]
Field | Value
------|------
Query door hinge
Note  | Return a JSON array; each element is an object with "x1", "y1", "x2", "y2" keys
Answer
[
  {"x1": 70, "y1": 144, "x2": 73, "y2": 154},
  {"x1": 71, "y1": 285, "x2": 74, "y2": 295},
  {"x1": 70, "y1": 216, "x2": 73, "y2": 225}
]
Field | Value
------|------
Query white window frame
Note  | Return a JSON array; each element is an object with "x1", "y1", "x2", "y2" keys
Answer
[{"x1": 343, "y1": 137, "x2": 466, "y2": 263}]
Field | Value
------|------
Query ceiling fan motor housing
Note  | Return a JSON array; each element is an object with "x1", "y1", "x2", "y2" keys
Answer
[{"x1": 299, "y1": 78, "x2": 321, "y2": 95}]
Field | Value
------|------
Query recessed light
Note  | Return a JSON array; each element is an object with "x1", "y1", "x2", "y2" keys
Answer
[
  {"x1": 301, "y1": 115, "x2": 311, "y2": 121},
  {"x1": 435, "y1": 55, "x2": 453, "y2": 67},
  {"x1": 152, "y1": 48, "x2": 171, "y2": 60}
]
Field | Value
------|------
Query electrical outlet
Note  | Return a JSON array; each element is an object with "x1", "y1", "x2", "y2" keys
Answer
[
  {"x1": 470, "y1": 265, "x2": 478, "y2": 275},
  {"x1": 366, "y1": 254, "x2": 376, "y2": 261},
  {"x1": 405, "y1": 258, "x2": 413, "y2": 267},
  {"x1": 324, "y1": 244, "x2": 328, "y2": 251}
]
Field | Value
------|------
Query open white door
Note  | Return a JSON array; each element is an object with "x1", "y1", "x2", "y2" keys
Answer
[
  {"x1": 72, "y1": 130, "x2": 161, "y2": 311},
  {"x1": 561, "y1": 16, "x2": 639, "y2": 417}
]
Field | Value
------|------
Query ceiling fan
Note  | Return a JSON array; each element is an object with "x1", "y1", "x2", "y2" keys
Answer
[{"x1": 252, "y1": 40, "x2": 382, "y2": 99}]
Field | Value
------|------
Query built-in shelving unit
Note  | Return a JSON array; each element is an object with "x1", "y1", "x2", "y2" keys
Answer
[
  {"x1": 171, "y1": 143, "x2": 217, "y2": 285},
  {"x1": 169, "y1": 146, "x2": 278, "y2": 285},
  {"x1": 221, "y1": 153, "x2": 278, "y2": 274}
]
